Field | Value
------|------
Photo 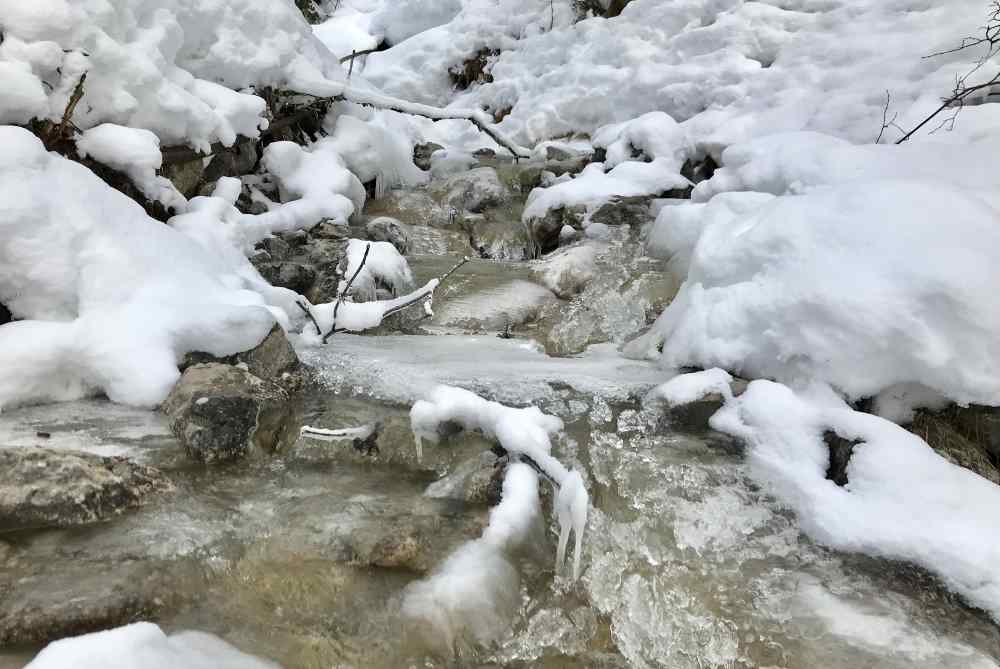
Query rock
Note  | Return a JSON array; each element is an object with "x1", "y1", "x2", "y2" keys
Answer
[
  {"x1": 0, "y1": 302, "x2": 10, "y2": 325},
  {"x1": 527, "y1": 207, "x2": 571, "y2": 255},
  {"x1": 279, "y1": 229, "x2": 310, "y2": 248},
  {"x1": 824, "y1": 431, "x2": 861, "y2": 486},
  {"x1": 413, "y1": 142, "x2": 444, "y2": 171},
  {"x1": 161, "y1": 363, "x2": 294, "y2": 463},
  {"x1": 589, "y1": 196, "x2": 652, "y2": 228},
  {"x1": 534, "y1": 244, "x2": 598, "y2": 299},
  {"x1": 365, "y1": 189, "x2": 455, "y2": 228},
  {"x1": 160, "y1": 158, "x2": 207, "y2": 199},
  {"x1": 256, "y1": 261, "x2": 317, "y2": 293},
  {"x1": 658, "y1": 378, "x2": 749, "y2": 432},
  {"x1": 201, "y1": 139, "x2": 259, "y2": 187},
  {"x1": 909, "y1": 409, "x2": 1000, "y2": 484},
  {"x1": 311, "y1": 220, "x2": 350, "y2": 240},
  {"x1": 0, "y1": 447, "x2": 171, "y2": 532},
  {"x1": 258, "y1": 235, "x2": 291, "y2": 262},
  {"x1": 436, "y1": 167, "x2": 509, "y2": 213},
  {"x1": 545, "y1": 145, "x2": 576, "y2": 162},
  {"x1": 448, "y1": 48, "x2": 498, "y2": 89},
  {"x1": 306, "y1": 272, "x2": 343, "y2": 305},
  {"x1": 365, "y1": 216, "x2": 411, "y2": 254},
  {"x1": 559, "y1": 225, "x2": 579, "y2": 246},
  {"x1": 181, "y1": 324, "x2": 300, "y2": 383},
  {"x1": 0, "y1": 560, "x2": 175, "y2": 647},
  {"x1": 584, "y1": 222, "x2": 612, "y2": 241},
  {"x1": 467, "y1": 216, "x2": 532, "y2": 260}
]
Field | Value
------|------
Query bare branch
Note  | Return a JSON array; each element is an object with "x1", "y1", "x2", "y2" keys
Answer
[
  {"x1": 323, "y1": 242, "x2": 371, "y2": 343},
  {"x1": 875, "y1": 90, "x2": 899, "y2": 144},
  {"x1": 296, "y1": 300, "x2": 322, "y2": 335},
  {"x1": 896, "y1": 71, "x2": 1000, "y2": 144}
]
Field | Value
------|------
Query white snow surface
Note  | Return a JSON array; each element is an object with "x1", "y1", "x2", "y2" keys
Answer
[
  {"x1": 662, "y1": 374, "x2": 1000, "y2": 623},
  {"x1": 0, "y1": 0, "x2": 343, "y2": 148},
  {"x1": 629, "y1": 135, "x2": 1000, "y2": 407},
  {"x1": 365, "y1": 0, "x2": 1000, "y2": 148},
  {"x1": 76, "y1": 123, "x2": 187, "y2": 212},
  {"x1": 26, "y1": 622, "x2": 279, "y2": 669},
  {"x1": 0, "y1": 126, "x2": 302, "y2": 410}
]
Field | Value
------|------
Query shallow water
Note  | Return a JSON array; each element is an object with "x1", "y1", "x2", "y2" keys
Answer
[{"x1": 2, "y1": 186, "x2": 998, "y2": 668}]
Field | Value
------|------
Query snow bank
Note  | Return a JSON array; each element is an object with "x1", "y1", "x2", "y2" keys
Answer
[
  {"x1": 327, "y1": 112, "x2": 428, "y2": 197},
  {"x1": 76, "y1": 123, "x2": 187, "y2": 212},
  {"x1": 367, "y1": 0, "x2": 995, "y2": 147},
  {"x1": 0, "y1": 126, "x2": 293, "y2": 410},
  {"x1": 663, "y1": 374, "x2": 1000, "y2": 622},
  {"x1": 630, "y1": 178, "x2": 1000, "y2": 407},
  {"x1": 0, "y1": 0, "x2": 342, "y2": 149},
  {"x1": 26, "y1": 622, "x2": 279, "y2": 669}
]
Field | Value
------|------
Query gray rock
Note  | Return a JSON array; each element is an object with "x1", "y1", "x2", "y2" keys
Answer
[
  {"x1": 181, "y1": 324, "x2": 300, "y2": 382},
  {"x1": 824, "y1": 430, "x2": 861, "y2": 486},
  {"x1": 160, "y1": 158, "x2": 206, "y2": 199},
  {"x1": 258, "y1": 236, "x2": 291, "y2": 262},
  {"x1": 256, "y1": 261, "x2": 317, "y2": 293},
  {"x1": 311, "y1": 220, "x2": 350, "y2": 240},
  {"x1": 545, "y1": 145, "x2": 576, "y2": 162},
  {"x1": 527, "y1": 206, "x2": 576, "y2": 255},
  {"x1": 161, "y1": 363, "x2": 294, "y2": 463},
  {"x1": 0, "y1": 448, "x2": 171, "y2": 532},
  {"x1": 467, "y1": 216, "x2": 531, "y2": 260},
  {"x1": 365, "y1": 216, "x2": 411, "y2": 254},
  {"x1": 589, "y1": 196, "x2": 652, "y2": 228},
  {"x1": 658, "y1": 378, "x2": 749, "y2": 432},
  {"x1": 908, "y1": 409, "x2": 1000, "y2": 484},
  {"x1": 413, "y1": 142, "x2": 444, "y2": 171},
  {"x1": 279, "y1": 229, "x2": 310, "y2": 248},
  {"x1": 365, "y1": 189, "x2": 454, "y2": 228},
  {"x1": 952, "y1": 405, "x2": 1000, "y2": 463},
  {"x1": 437, "y1": 167, "x2": 509, "y2": 213},
  {"x1": 0, "y1": 560, "x2": 176, "y2": 647},
  {"x1": 0, "y1": 302, "x2": 10, "y2": 325}
]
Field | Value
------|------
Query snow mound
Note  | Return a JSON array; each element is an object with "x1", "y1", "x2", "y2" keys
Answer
[
  {"x1": 0, "y1": 0, "x2": 343, "y2": 148},
  {"x1": 367, "y1": 0, "x2": 995, "y2": 147},
  {"x1": 0, "y1": 126, "x2": 294, "y2": 410},
  {"x1": 630, "y1": 178, "x2": 1000, "y2": 407},
  {"x1": 678, "y1": 375, "x2": 1000, "y2": 623},
  {"x1": 26, "y1": 622, "x2": 279, "y2": 669},
  {"x1": 76, "y1": 123, "x2": 187, "y2": 212}
]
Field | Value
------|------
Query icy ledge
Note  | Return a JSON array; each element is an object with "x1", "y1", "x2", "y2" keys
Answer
[
  {"x1": 653, "y1": 370, "x2": 1000, "y2": 623},
  {"x1": 403, "y1": 386, "x2": 588, "y2": 651}
]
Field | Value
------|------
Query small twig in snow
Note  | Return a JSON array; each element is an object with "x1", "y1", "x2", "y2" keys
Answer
[
  {"x1": 296, "y1": 300, "x2": 322, "y2": 335},
  {"x1": 323, "y1": 242, "x2": 371, "y2": 343}
]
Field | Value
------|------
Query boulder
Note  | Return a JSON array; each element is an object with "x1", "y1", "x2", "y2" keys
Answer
[
  {"x1": 365, "y1": 216, "x2": 411, "y2": 254},
  {"x1": 588, "y1": 196, "x2": 652, "y2": 228},
  {"x1": 0, "y1": 447, "x2": 171, "y2": 532},
  {"x1": 258, "y1": 235, "x2": 291, "y2": 262},
  {"x1": 161, "y1": 363, "x2": 294, "y2": 463},
  {"x1": 413, "y1": 142, "x2": 444, "y2": 171},
  {"x1": 436, "y1": 167, "x2": 509, "y2": 213},
  {"x1": 658, "y1": 378, "x2": 749, "y2": 432},
  {"x1": 311, "y1": 220, "x2": 351, "y2": 240},
  {"x1": 909, "y1": 409, "x2": 1000, "y2": 484},
  {"x1": 256, "y1": 261, "x2": 317, "y2": 293},
  {"x1": 181, "y1": 324, "x2": 301, "y2": 381}
]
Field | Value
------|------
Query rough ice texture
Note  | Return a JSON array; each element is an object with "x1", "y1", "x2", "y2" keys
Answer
[
  {"x1": 0, "y1": 0, "x2": 343, "y2": 149},
  {"x1": 0, "y1": 126, "x2": 296, "y2": 410},
  {"x1": 365, "y1": 0, "x2": 1000, "y2": 147},
  {"x1": 26, "y1": 622, "x2": 279, "y2": 669},
  {"x1": 698, "y1": 376, "x2": 1000, "y2": 623}
]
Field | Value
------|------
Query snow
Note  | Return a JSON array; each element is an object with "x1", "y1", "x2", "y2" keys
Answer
[
  {"x1": 0, "y1": 0, "x2": 340, "y2": 149},
  {"x1": 26, "y1": 622, "x2": 279, "y2": 669},
  {"x1": 76, "y1": 123, "x2": 187, "y2": 212},
  {"x1": 366, "y1": 0, "x2": 998, "y2": 148},
  {"x1": 661, "y1": 374, "x2": 1000, "y2": 623},
  {"x1": 326, "y1": 112, "x2": 428, "y2": 197},
  {"x1": 651, "y1": 367, "x2": 734, "y2": 406},
  {"x1": 523, "y1": 113, "x2": 691, "y2": 224},
  {"x1": 0, "y1": 126, "x2": 299, "y2": 410},
  {"x1": 342, "y1": 238, "x2": 414, "y2": 300},
  {"x1": 628, "y1": 177, "x2": 1000, "y2": 408},
  {"x1": 410, "y1": 385, "x2": 588, "y2": 579}
]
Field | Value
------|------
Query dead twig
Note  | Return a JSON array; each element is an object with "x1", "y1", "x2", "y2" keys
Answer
[
  {"x1": 296, "y1": 300, "x2": 322, "y2": 335},
  {"x1": 379, "y1": 256, "x2": 471, "y2": 321},
  {"x1": 875, "y1": 90, "x2": 902, "y2": 143},
  {"x1": 49, "y1": 71, "x2": 86, "y2": 143},
  {"x1": 323, "y1": 243, "x2": 371, "y2": 343},
  {"x1": 895, "y1": 71, "x2": 1000, "y2": 144}
]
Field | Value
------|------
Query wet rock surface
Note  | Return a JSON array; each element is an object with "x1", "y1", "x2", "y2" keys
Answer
[
  {"x1": 182, "y1": 324, "x2": 301, "y2": 382},
  {"x1": 0, "y1": 448, "x2": 171, "y2": 532},
  {"x1": 161, "y1": 363, "x2": 294, "y2": 463}
]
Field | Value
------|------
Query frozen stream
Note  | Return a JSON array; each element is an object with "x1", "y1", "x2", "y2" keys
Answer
[{"x1": 2, "y1": 281, "x2": 998, "y2": 667}]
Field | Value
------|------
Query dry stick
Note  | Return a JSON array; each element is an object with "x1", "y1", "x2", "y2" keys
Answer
[
  {"x1": 52, "y1": 72, "x2": 87, "y2": 142},
  {"x1": 296, "y1": 300, "x2": 322, "y2": 335},
  {"x1": 895, "y1": 72, "x2": 1000, "y2": 144},
  {"x1": 874, "y1": 90, "x2": 901, "y2": 144},
  {"x1": 339, "y1": 47, "x2": 381, "y2": 64},
  {"x1": 323, "y1": 243, "x2": 372, "y2": 343}
]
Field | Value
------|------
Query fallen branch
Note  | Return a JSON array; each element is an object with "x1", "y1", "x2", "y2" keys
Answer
[
  {"x1": 296, "y1": 300, "x2": 322, "y2": 335},
  {"x1": 895, "y1": 71, "x2": 1000, "y2": 144},
  {"x1": 300, "y1": 423, "x2": 380, "y2": 455},
  {"x1": 379, "y1": 255, "x2": 470, "y2": 321},
  {"x1": 339, "y1": 47, "x2": 382, "y2": 64},
  {"x1": 323, "y1": 242, "x2": 371, "y2": 343}
]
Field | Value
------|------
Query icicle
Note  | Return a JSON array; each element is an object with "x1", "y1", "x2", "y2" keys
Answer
[{"x1": 555, "y1": 470, "x2": 588, "y2": 580}]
